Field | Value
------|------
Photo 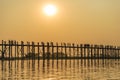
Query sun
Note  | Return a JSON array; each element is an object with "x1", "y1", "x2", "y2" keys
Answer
[{"x1": 43, "y1": 4, "x2": 57, "y2": 16}]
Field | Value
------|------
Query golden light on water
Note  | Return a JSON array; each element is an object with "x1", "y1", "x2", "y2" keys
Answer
[{"x1": 43, "y1": 4, "x2": 57, "y2": 16}]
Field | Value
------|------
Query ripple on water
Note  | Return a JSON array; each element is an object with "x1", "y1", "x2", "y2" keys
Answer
[{"x1": 0, "y1": 59, "x2": 120, "y2": 80}]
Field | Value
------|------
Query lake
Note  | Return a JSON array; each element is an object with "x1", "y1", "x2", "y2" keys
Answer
[{"x1": 0, "y1": 59, "x2": 120, "y2": 80}]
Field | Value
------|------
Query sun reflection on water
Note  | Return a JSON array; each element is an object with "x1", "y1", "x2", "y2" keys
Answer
[{"x1": 0, "y1": 59, "x2": 120, "y2": 80}]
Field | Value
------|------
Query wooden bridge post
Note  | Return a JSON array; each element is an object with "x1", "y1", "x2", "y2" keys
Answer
[
  {"x1": 116, "y1": 47, "x2": 118, "y2": 58},
  {"x1": 99, "y1": 45, "x2": 102, "y2": 59},
  {"x1": 115, "y1": 46, "x2": 118, "y2": 59},
  {"x1": 61, "y1": 43, "x2": 63, "y2": 59},
  {"x1": 72, "y1": 43, "x2": 75, "y2": 58},
  {"x1": 28, "y1": 42, "x2": 30, "y2": 59},
  {"x1": 97, "y1": 45, "x2": 100, "y2": 59},
  {"x1": 106, "y1": 45, "x2": 108, "y2": 59},
  {"x1": 80, "y1": 44, "x2": 83, "y2": 59},
  {"x1": 4, "y1": 41, "x2": 7, "y2": 58},
  {"x1": 64, "y1": 43, "x2": 67, "y2": 59},
  {"x1": 16, "y1": 41, "x2": 19, "y2": 59},
  {"x1": 118, "y1": 47, "x2": 120, "y2": 58},
  {"x1": 67, "y1": 43, "x2": 69, "y2": 58},
  {"x1": 112, "y1": 46, "x2": 115, "y2": 59},
  {"x1": 47, "y1": 42, "x2": 50, "y2": 59},
  {"x1": 26, "y1": 42, "x2": 28, "y2": 55},
  {"x1": 100, "y1": 45, "x2": 102, "y2": 58},
  {"x1": 117, "y1": 47, "x2": 119, "y2": 58},
  {"x1": 21, "y1": 41, "x2": 24, "y2": 59},
  {"x1": 109, "y1": 45, "x2": 112, "y2": 58},
  {"x1": 51, "y1": 42, "x2": 54, "y2": 59},
  {"x1": 116, "y1": 46, "x2": 118, "y2": 58},
  {"x1": 14, "y1": 40, "x2": 17, "y2": 60},
  {"x1": 109, "y1": 46, "x2": 112, "y2": 59},
  {"x1": 37, "y1": 42, "x2": 40, "y2": 60},
  {"x1": 68, "y1": 43, "x2": 71, "y2": 59},
  {"x1": 91, "y1": 45, "x2": 93, "y2": 59},
  {"x1": 32, "y1": 42, "x2": 35, "y2": 60},
  {"x1": 87, "y1": 44, "x2": 90, "y2": 59},
  {"x1": 41, "y1": 42, "x2": 45, "y2": 60},
  {"x1": 116, "y1": 46, "x2": 118, "y2": 59},
  {"x1": 104, "y1": 46, "x2": 107, "y2": 59},
  {"x1": 96, "y1": 45, "x2": 98, "y2": 58},
  {"x1": 94, "y1": 45, "x2": 97, "y2": 59},
  {"x1": 26, "y1": 42, "x2": 29, "y2": 59},
  {"x1": 77, "y1": 44, "x2": 79, "y2": 58},
  {"x1": 8, "y1": 40, "x2": 11, "y2": 59},
  {"x1": 115, "y1": 46, "x2": 117, "y2": 59},
  {"x1": 56, "y1": 42, "x2": 59, "y2": 60},
  {"x1": 83, "y1": 44, "x2": 86, "y2": 58},
  {"x1": 109, "y1": 45, "x2": 111, "y2": 59},
  {"x1": 107, "y1": 46, "x2": 110, "y2": 59},
  {"x1": 108, "y1": 45, "x2": 111, "y2": 59},
  {"x1": 101, "y1": 45, "x2": 104, "y2": 59},
  {"x1": 1, "y1": 40, "x2": 4, "y2": 59},
  {"x1": 97, "y1": 45, "x2": 99, "y2": 58},
  {"x1": 10, "y1": 40, "x2": 13, "y2": 58},
  {"x1": 109, "y1": 45, "x2": 112, "y2": 59},
  {"x1": 113, "y1": 46, "x2": 115, "y2": 59}
]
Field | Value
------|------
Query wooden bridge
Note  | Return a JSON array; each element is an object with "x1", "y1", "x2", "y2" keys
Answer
[{"x1": 0, "y1": 40, "x2": 120, "y2": 60}]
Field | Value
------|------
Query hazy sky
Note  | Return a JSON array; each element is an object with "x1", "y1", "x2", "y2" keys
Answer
[{"x1": 0, "y1": 0, "x2": 120, "y2": 45}]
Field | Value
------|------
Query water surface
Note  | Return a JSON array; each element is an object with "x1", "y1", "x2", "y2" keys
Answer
[{"x1": 0, "y1": 59, "x2": 120, "y2": 80}]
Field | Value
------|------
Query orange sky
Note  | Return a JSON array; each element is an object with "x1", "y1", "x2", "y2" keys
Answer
[{"x1": 0, "y1": 0, "x2": 120, "y2": 45}]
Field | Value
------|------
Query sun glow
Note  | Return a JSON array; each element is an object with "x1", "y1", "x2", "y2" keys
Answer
[{"x1": 43, "y1": 4, "x2": 57, "y2": 16}]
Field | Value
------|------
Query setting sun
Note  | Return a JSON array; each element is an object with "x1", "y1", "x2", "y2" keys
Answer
[{"x1": 43, "y1": 4, "x2": 57, "y2": 16}]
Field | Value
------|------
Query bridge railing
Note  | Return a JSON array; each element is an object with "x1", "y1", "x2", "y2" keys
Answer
[{"x1": 0, "y1": 40, "x2": 120, "y2": 60}]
